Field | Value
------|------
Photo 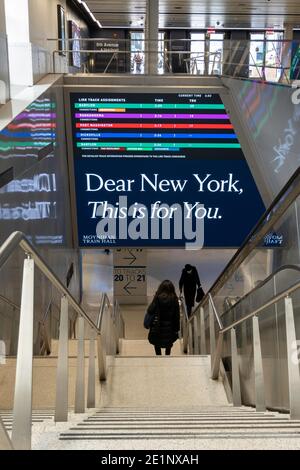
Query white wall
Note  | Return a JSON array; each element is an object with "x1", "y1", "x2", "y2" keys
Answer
[
  {"x1": 28, "y1": 0, "x2": 67, "y2": 49},
  {"x1": 4, "y1": 0, "x2": 89, "y2": 89},
  {"x1": 28, "y1": 0, "x2": 88, "y2": 47},
  {"x1": 5, "y1": 0, "x2": 30, "y2": 41},
  {"x1": 28, "y1": 0, "x2": 69, "y2": 81},
  {"x1": 5, "y1": 0, "x2": 33, "y2": 87},
  {"x1": 28, "y1": 0, "x2": 90, "y2": 81}
]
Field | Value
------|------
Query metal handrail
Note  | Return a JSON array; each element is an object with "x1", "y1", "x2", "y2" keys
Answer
[
  {"x1": 0, "y1": 231, "x2": 99, "y2": 333},
  {"x1": 222, "y1": 278, "x2": 300, "y2": 335},
  {"x1": 114, "y1": 299, "x2": 125, "y2": 343},
  {"x1": 189, "y1": 167, "x2": 300, "y2": 322},
  {"x1": 190, "y1": 264, "x2": 300, "y2": 328},
  {"x1": 211, "y1": 278, "x2": 300, "y2": 382},
  {"x1": 39, "y1": 299, "x2": 65, "y2": 355},
  {"x1": 41, "y1": 297, "x2": 53, "y2": 324},
  {"x1": 95, "y1": 293, "x2": 125, "y2": 360},
  {"x1": 41, "y1": 262, "x2": 77, "y2": 325},
  {"x1": 51, "y1": 48, "x2": 292, "y2": 63},
  {"x1": 49, "y1": 37, "x2": 296, "y2": 83},
  {"x1": 0, "y1": 231, "x2": 126, "y2": 450},
  {"x1": 185, "y1": 265, "x2": 300, "y2": 359},
  {"x1": 180, "y1": 300, "x2": 189, "y2": 354},
  {"x1": 97, "y1": 293, "x2": 125, "y2": 339},
  {"x1": 215, "y1": 264, "x2": 300, "y2": 321},
  {"x1": 104, "y1": 51, "x2": 117, "y2": 73},
  {"x1": 47, "y1": 37, "x2": 299, "y2": 44},
  {"x1": 38, "y1": 321, "x2": 51, "y2": 356},
  {"x1": 0, "y1": 231, "x2": 128, "y2": 450},
  {"x1": 208, "y1": 293, "x2": 223, "y2": 330},
  {"x1": 38, "y1": 299, "x2": 53, "y2": 356},
  {"x1": 97, "y1": 292, "x2": 111, "y2": 330},
  {"x1": 0, "y1": 293, "x2": 20, "y2": 311}
]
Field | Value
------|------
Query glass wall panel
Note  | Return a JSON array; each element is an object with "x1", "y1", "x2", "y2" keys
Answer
[
  {"x1": 249, "y1": 33, "x2": 265, "y2": 79},
  {"x1": 190, "y1": 33, "x2": 205, "y2": 74},
  {"x1": 265, "y1": 31, "x2": 284, "y2": 82},
  {"x1": 209, "y1": 33, "x2": 224, "y2": 75},
  {"x1": 130, "y1": 32, "x2": 145, "y2": 74}
]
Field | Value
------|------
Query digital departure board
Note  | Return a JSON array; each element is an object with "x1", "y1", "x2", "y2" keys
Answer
[
  {"x1": 70, "y1": 93, "x2": 265, "y2": 248},
  {"x1": 73, "y1": 93, "x2": 240, "y2": 158}
]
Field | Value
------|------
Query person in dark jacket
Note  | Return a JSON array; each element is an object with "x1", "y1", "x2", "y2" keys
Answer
[
  {"x1": 146, "y1": 280, "x2": 180, "y2": 356},
  {"x1": 179, "y1": 264, "x2": 201, "y2": 317}
]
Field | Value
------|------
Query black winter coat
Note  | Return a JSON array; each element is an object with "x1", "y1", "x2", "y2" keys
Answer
[
  {"x1": 147, "y1": 293, "x2": 180, "y2": 348},
  {"x1": 179, "y1": 266, "x2": 201, "y2": 308}
]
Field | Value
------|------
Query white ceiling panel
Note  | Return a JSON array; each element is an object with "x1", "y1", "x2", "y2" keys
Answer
[{"x1": 84, "y1": 0, "x2": 300, "y2": 29}]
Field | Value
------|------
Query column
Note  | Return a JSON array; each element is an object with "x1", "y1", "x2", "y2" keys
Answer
[
  {"x1": 145, "y1": 0, "x2": 159, "y2": 75},
  {"x1": 0, "y1": 0, "x2": 10, "y2": 103},
  {"x1": 280, "y1": 23, "x2": 294, "y2": 83},
  {"x1": 4, "y1": 0, "x2": 33, "y2": 90}
]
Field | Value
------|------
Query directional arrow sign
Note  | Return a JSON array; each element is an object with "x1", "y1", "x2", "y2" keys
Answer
[
  {"x1": 123, "y1": 250, "x2": 137, "y2": 265},
  {"x1": 114, "y1": 249, "x2": 146, "y2": 267},
  {"x1": 114, "y1": 250, "x2": 147, "y2": 304},
  {"x1": 123, "y1": 282, "x2": 137, "y2": 295}
]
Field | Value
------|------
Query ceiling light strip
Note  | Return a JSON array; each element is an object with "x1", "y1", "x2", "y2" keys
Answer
[{"x1": 76, "y1": 0, "x2": 102, "y2": 28}]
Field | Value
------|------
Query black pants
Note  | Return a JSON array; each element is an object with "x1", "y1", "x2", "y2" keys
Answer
[
  {"x1": 186, "y1": 304, "x2": 193, "y2": 317},
  {"x1": 155, "y1": 345, "x2": 172, "y2": 356}
]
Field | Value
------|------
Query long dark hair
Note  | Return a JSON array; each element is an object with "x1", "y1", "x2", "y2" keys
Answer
[{"x1": 155, "y1": 280, "x2": 177, "y2": 299}]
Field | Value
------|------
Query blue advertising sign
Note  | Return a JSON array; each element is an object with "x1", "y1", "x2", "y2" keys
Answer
[
  {"x1": 70, "y1": 92, "x2": 265, "y2": 248},
  {"x1": 263, "y1": 232, "x2": 284, "y2": 247}
]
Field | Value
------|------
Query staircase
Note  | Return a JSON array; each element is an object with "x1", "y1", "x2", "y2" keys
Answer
[
  {"x1": 59, "y1": 407, "x2": 300, "y2": 446},
  {"x1": 0, "y1": 340, "x2": 101, "y2": 410},
  {"x1": 100, "y1": 353, "x2": 226, "y2": 409},
  {"x1": 0, "y1": 411, "x2": 54, "y2": 432},
  {"x1": 119, "y1": 338, "x2": 183, "y2": 356},
  {"x1": 3, "y1": 338, "x2": 300, "y2": 449},
  {"x1": 31, "y1": 340, "x2": 300, "y2": 449}
]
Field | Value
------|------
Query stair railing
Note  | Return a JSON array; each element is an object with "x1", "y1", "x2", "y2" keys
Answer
[
  {"x1": 210, "y1": 277, "x2": 300, "y2": 419},
  {"x1": 183, "y1": 167, "x2": 300, "y2": 418},
  {"x1": 48, "y1": 37, "x2": 295, "y2": 84},
  {"x1": 0, "y1": 231, "x2": 124, "y2": 450},
  {"x1": 184, "y1": 265, "x2": 300, "y2": 419}
]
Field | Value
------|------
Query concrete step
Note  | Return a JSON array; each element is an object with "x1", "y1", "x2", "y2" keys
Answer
[
  {"x1": 59, "y1": 407, "x2": 300, "y2": 442},
  {"x1": 50, "y1": 339, "x2": 97, "y2": 357},
  {"x1": 0, "y1": 357, "x2": 101, "y2": 410},
  {"x1": 119, "y1": 304, "x2": 149, "y2": 340},
  {"x1": 25, "y1": 406, "x2": 300, "y2": 449},
  {"x1": 0, "y1": 411, "x2": 54, "y2": 432},
  {"x1": 119, "y1": 339, "x2": 183, "y2": 356},
  {"x1": 101, "y1": 355, "x2": 227, "y2": 408}
]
